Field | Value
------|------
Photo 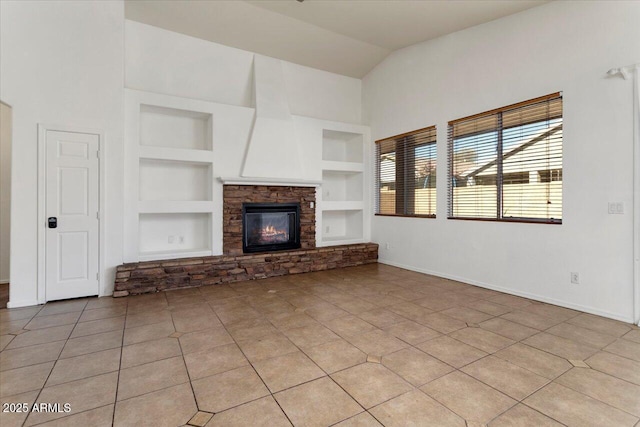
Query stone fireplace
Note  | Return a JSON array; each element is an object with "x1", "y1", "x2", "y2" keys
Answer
[
  {"x1": 223, "y1": 185, "x2": 316, "y2": 255},
  {"x1": 242, "y1": 202, "x2": 301, "y2": 253}
]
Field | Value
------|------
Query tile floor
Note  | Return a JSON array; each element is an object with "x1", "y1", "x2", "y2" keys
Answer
[{"x1": 1, "y1": 264, "x2": 639, "y2": 426}]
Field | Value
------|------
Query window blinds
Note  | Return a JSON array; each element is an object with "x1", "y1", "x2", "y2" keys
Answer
[
  {"x1": 448, "y1": 93, "x2": 563, "y2": 223},
  {"x1": 376, "y1": 126, "x2": 437, "y2": 217}
]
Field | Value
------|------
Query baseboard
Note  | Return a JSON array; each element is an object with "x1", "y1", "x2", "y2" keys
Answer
[
  {"x1": 379, "y1": 258, "x2": 635, "y2": 324},
  {"x1": 7, "y1": 300, "x2": 41, "y2": 309},
  {"x1": 0, "y1": 279, "x2": 8, "y2": 284}
]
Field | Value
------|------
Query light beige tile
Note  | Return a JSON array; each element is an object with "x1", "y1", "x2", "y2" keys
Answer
[
  {"x1": 178, "y1": 326, "x2": 234, "y2": 355},
  {"x1": 586, "y1": 351, "x2": 640, "y2": 385},
  {"x1": 35, "y1": 404, "x2": 114, "y2": 427},
  {"x1": 524, "y1": 382, "x2": 638, "y2": 427},
  {"x1": 274, "y1": 377, "x2": 362, "y2": 427},
  {"x1": 25, "y1": 372, "x2": 118, "y2": 425},
  {"x1": 386, "y1": 302, "x2": 433, "y2": 321},
  {"x1": 25, "y1": 311, "x2": 81, "y2": 330},
  {"x1": 369, "y1": 389, "x2": 465, "y2": 427},
  {"x1": 252, "y1": 351, "x2": 325, "y2": 393},
  {"x1": 124, "y1": 309, "x2": 172, "y2": 329},
  {"x1": 501, "y1": 310, "x2": 561, "y2": 330},
  {"x1": 335, "y1": 298, "x2": 378, "y2": 315},
  {"x1": 37, "y1": 300, "x2": 87, "y2": 317},
  {"x1": 344, "y1": 329, "x2": 409, "y2": 356},
  {"x1": 382, "y1": 320, "x2": 440, "y2": 345},
  {"x1": 494, "y1": 343, "x2": 571, "y2": 379},
  {"x1": 0, "y1": 341, "x2": 64, "y2": 371},
  {"x1": 123, "y1": 321, "x2": 175, "y2": 345},
  {"x1": 324, "y1": 315, "x2": 377, "y2": 337},
  {"x1": 303, "y1": 339, "x2": 367, "y2": 374},
  {"x1": 623, "y1": 330, "x2": 640, "y2": 343},
  {"x1": 479, "y1": 318, "x2": 539, "y2": 341},
  {"x1": 121, "y1": 337, "x2": 181, "y2": 368},
  {"x1": 421, "y1": 371, "x2": 517, "y2": 425},
  {"x1": 464, "y1": 300, "x2": 514, "y2": 317},
  {"x1": 85, "y1": 295, "x2": 127, "y2": 310},
  {"x1": 237, "y1": 333, "x2": 298, "y2": 362},
  {"x1": 0, "y1": 390, "x2": 39, "y2": 427},
  {"x1": 0, "y1": 306, "x2": 42, "y2": 322},
  {"x1": 117, "y1": 356, "x2": 189, "y2": 401},
  {"x1": 521, "y1": 303, "x2": 579, "y2": 322},
  {"x1": 79, "y1": 306, "x2": 126, "y2": 322},
  {"x1": 172, "y1": 311, "x2": 221, "y2": 333},
  {"x1": 0, "y1": 362, "x2": 54, "y2": 398},
  {"x1": 524, "y1": 332, "x2": 599, "y2": 360},
  {"x1": 450, "y1": 327, "x2": 515, "y2": 353},
  {"x1": 0, "y1": 319, "x2": 29, "y2": 335},
  {"x1": 417, "y1": 335, "x2": 487, "y2": 368},
  {"x1": 489, "y1": 294, "x2": 532, "y2": 309},
  {"x1": 227, "y1": 320, "x2": 279, "y2": 341},
  {"x1": 358, "y1": 308, "x2": 407, "y2": 329},
  {"x1": 305, "y1": 303, "x2": 350, "y2": 322},
  {"x1": 268, "y1": 312, "x2": 319, "y2": 330},
  {"x1": 283, "y1": 323, "x2": 341, "y2": 349},
  {"x1": 333, "y1": 412, "x2": 382, "y2": 427},
  {"x1": 331, "y1": 363, "x2": 412, "y2": 409},
  {"x1": 206, "y1": 396, "x2": 291, "y2": 427},
  {"x1": 604, "y1": 339, "x2": 640, "y2": 362},
  {"x1": 440, "y1": 307, "x2": 493, "y2": 324},
  {"x1": 184, "y1": 343, "x2": 248, "y2": 380},
  {"x1": 189, "y1": 411, "x2": 213, "y2": 427},
  {"x1": 47, "y1": 348, "x2": 121, "y2": 386},
  {"x1": 192, "y1": 366, "x2": 270, "y2": 413},
  {"x1": 60, "y1": 330, "x2": 123, "y2": 359},
  {"x1": 382, "y1": 348, "x2": 453, "y2": 386},
  {"x1": 546, "y1": 322, "x2": 618, "y2": 349},
  {"x1": 461, "y1": 356, "x2": 549, "y2": 400},
  {"x1": 0, "y1": 334, "x2": 14, "y2": 351},
  {"x1": 114, "y1": 383, "x2": 197, "y2": 427},
  {"x1": 416, "y1": 313, "x2": 467, "y2": 334},
  {"x1": 70, "y1": 316, "x2": 125, "y2": 338},
  {"x1": 6, "y1": 324, "x2": 73, "y2": 349},
  {"x1": 488, "y1": 403, "x2": 563, "y2": 427},
  {"x1": 556, "y1": 368, "x2": 640, "y2": 416},
  {"x1": 566, "y1": 313, "x2": 632, "y2": 337}
]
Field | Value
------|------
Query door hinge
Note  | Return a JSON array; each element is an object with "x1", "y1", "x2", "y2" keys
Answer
[
  {"x1": 96, "y1": 150, "x2": 100, "y2": 159},
  {"x1": 96, "y1": 212, "x2": 100, "y2": 220},
  {"x1": 96, "y1": 273, "x2": 99, "y2": 281}
]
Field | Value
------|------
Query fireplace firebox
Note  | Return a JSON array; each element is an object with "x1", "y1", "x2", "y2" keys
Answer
[{"x1": 242, "y1": 203, "x2": 301, "y2": 253}]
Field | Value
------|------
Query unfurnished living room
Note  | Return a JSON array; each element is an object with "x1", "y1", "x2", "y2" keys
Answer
[{"x1": 1, "y1": 0, "x2": 640, "y2": 426}]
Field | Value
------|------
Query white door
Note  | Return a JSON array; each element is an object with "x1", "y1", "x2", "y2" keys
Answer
[{"x1": 45, "y1": 130, "x2": 99, "y2": 301}]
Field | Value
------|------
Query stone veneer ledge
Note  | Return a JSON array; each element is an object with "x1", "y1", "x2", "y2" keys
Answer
[{"x1": 114, "y1": 243, "x2": 378, "y2": 296}]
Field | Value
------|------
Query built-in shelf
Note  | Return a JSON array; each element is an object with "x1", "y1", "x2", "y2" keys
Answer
[
  {"x1": 321, "y1": 160, "x2": 363, "y2": 173},
  {"x1": 126, "y1": 90, "x2": 217, "y2": 261},
  {"x1": 319, "y1": 128, "x2": 367, "y2": 247},
  {"x1": 322, "y1": 201, "x2": 363, "y2": 211},
  {"x1": 139, "y1": 146, "x2": 214, "y2": 164}
]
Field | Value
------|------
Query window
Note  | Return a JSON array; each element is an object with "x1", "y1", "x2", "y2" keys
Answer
[
  {"x1": 448, "y1": 93, "x2": 562, "y2": 223},
  {"x1": 376, "y1": 126, "x2": 437, "y2": 217}
]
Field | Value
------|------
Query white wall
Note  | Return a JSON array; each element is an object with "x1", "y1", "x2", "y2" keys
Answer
[
  {"x1": 0, "y1": 0, "x2": 125, "y2": 306},
  {"x1": 125, "y1": 20, "x2": 362, "y2": 123},
  {"x1": 0, "y1": 103, "x2": 11, "y2": 284},
  {"x1": 363, "y1": 1, "x2": 640, "y2": 322}
]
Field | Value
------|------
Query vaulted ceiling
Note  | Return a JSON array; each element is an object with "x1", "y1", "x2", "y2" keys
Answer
[{"x1": 125, "y1": 0, "x2": 548, "y2": 78}]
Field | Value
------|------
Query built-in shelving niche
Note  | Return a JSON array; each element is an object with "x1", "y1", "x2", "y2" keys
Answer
[
  {"x1": 126, "y1": 90, "x2": 216, "y2": 262},
  {"x1": 318, "y1": 129, "x2": 367, "y2": 246}
]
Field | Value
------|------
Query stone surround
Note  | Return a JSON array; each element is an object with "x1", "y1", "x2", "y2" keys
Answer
[
  {"x1": 223, "y1": 185, "x2": 316, "y2": 255},
  {"x1": 114, "y1": 243, "x2": 378, "y2": 296}
]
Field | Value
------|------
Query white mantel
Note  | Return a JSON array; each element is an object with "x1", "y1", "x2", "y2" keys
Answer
[{"x1": 218, "y1": 176, "x2": 321, "y2": 187}]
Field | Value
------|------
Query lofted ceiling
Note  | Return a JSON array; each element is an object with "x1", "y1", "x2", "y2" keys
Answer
[{"x1": 125, "y1": 0, "x2": 549, "y2": 78}]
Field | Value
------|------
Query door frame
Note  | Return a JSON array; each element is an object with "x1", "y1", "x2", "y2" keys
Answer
[{"x1": 37, "y1": 124, "x2": 105, "y2": 304}]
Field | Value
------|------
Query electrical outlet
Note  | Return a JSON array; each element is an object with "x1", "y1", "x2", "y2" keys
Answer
[
  {"x1": 325, "y1": 225, "x2": 330, "y2": 234},
  {"x1": 310, "y1": 202, "x2": 315, "y2": 209},
  {"x1": 179, "y1": 236, "x2": 185, "y2": 244},
  {"x1": 385, "y1": 243, "x2": 390, "y2": 250},
  {"x1": 609, "y1": 202, "x2": 625, "y2": 214},
  {"x1": 570, "y1": 272, "x2": 579, "y2": 284},
  {"x1": 168, "y1": 236, "x2": 175, "y2": 244}
]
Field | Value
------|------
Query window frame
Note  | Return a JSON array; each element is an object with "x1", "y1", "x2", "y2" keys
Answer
[
  {"x1": 447, "y1": 93, "x2": 563, "y2": 225},
  {"x1": 375, "y1": 126, "x2": 437, "y2": 218}
]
